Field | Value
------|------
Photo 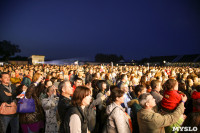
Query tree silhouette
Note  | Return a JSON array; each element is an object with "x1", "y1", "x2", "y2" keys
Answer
[
  {"x1": 95, "y1": 53, "x2": 124, "y2": 62},
  {"x1": 0, "y1": 40, "x2": 21, "y2": 61}
]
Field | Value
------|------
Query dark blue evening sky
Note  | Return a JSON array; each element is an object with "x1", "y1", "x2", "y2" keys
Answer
[{"x1": 0, "y1": 0, "x2": 200, "y2": 60}]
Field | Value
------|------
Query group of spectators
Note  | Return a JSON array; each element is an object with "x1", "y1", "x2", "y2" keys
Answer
[{"x1": 0, "y1": 64, "x2": 199, "y2": 133}]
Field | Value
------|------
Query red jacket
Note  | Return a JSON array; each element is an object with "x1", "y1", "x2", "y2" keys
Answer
[{"x1": 161, "y1": 90, "x2": 182, "y2": 111}]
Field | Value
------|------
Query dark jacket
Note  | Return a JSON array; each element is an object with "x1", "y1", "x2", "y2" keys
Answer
[
  {"x1": 0, "y1": 84, "x2": 17, "y2": 116},
  {"x1": 0, "y1": 84, "x2": 17, "y2": 105},
  {"x1": 58, "y1": 95, "x2": 71, "y2": 133},
  {"x1": 86, "y1": 73, "x2": 93, "y2": 84},
  {"x1": 65, "y1": 106, "x2": 88, "y2": 133}
]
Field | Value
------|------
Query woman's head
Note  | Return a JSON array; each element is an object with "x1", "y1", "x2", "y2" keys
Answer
[
  {"x1": 163, "y1": 79, "x2": 178, "y2": 91},
  {"x1": 68, "y1": 70, "x2": 74, "y2": 75},
  {"x1": 140, "y1": 75, "x2": 147, "y2": 85},
  {"x1": 105, "y1": 73, "x2": 112, "y2": 80},
  {"x1": 110, "y1": 89, "x2": 125, "y2": 103},
  {"x1": 97, "y1": 80, "x2": 107, "y2": 92},
  {"x1": 32, "y1": 72, "x2": 42, "y2": 82},
  {"x1": 71, "y1": 86, "x2": 91, "y2": 106},
  {"x1": 46, "y1": 86, "x2": 55, "y2": 97},
  {"x1": 45, "y1": 80, "x2": 52, "y2": 88},
  {"x1": 16, "y1": 84, "x2": 27, "y2": 95},
  {"x1": 186, "y1": 79, "x2": 194, "y2": 87},
  {"x1": 134, "y1": 85, "x2": 147, "y2": 97}
]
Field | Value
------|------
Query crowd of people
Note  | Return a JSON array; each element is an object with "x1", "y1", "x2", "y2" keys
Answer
[{"x1": 0, "y1": 64, "x2": 199, "y2": 133}]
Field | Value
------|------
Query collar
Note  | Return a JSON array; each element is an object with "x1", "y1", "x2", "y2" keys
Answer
[
  {"x1": 152, "y1": 89, "x2": 160, "y2": 94},
  {"x1": 113, "y1": 102, "x2": 124, "y2": 111},
  {"x1": 141, "y1": 108, "x2": 155, "y2": 113},
  {"x1": 60, "y1": 94, "x2": 71, "y2": 100}
]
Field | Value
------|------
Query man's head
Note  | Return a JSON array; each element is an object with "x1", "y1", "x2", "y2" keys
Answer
[
  {"x1": 89, "y1": 69, "x2": 93, "y2": 74},
  {"x1": 120, "y1": 83, "x2": 129, "y2": 93},
  {"x1": 58, "y1": 80, "x2": 73, "y2": 96},
  {"x1": 51, "y1": 72, "x2": 57, "y2": 78},
  {"x1": 134, "y1": 85, "x2": 147, "y2": 97},
  {"x1": 151, "y1": 80, "x2": 161, "y2": 92},
  {"x1": 58, "y1": 74, "x2": 64, "y2": 80},
  {"x1": 74, "y1": 78, "x2": 83, "y2": 87},
  {"x1": 132, "y1": 77, "x2": 139, "y2": 86},
  {"x1": 193, "y1": 76, "x2": 199, "y2": 84},
  {"x1": 0, "y1": 72, "x2": 10, "y2": 86},
  {"x1": 121, "y1": 74, "x2": 128, "y2": 82},
  {"x1": 138, "y1": 93, "x2": 156, "y2": 109}
]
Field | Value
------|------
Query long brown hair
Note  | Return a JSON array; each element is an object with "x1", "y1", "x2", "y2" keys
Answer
[{"x1": 32, "y1": 73, "x2": 41, "y2": 82}]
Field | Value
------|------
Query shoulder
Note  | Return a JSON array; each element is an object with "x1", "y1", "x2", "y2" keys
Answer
[
  {"x1": 70, "y1": 114, "x2": 80, "y2": 120},
  {"x1": 127, "y1": 99, "x2": 139, "y2": 107},
  {"x1": 0, "y1": 85, "x2": 7, "y2": 93},
  {"x1": 138, "y1": 109, "x2": 155, "y2": 118},
  {"x1": 150, "y1": 90, "x2": 157, "y2": 95},
  {"x1": 0, "y1": 84, "x2": 5, "y2": 89},
  {"x1": 41, "y1": 97, "x2": 49, "y2": 102},
  {"x1": 192, "y1": 91, "x2": 200, "y2": 99},
  {"x1": 11, "y1": 84, "x2": 16, "y2": 89},
  {"x1": 68, "y1": 106, "x2": 79, "y2": 114},
  {"x1": 59, "y1": 96, "x2": 70, "y2": 102},
  {"x1": 152, "y1": 91, "x2": 162, "y2": 97},
  {"x1": 97, "y1": 92, "x2": 103, "y2": 97},
  {"x1": 67, "y1": 106, "x2": 83, "y2": 119},
  {"x1": 111, "y1": 106, "x2": 124, "y2": 117}
]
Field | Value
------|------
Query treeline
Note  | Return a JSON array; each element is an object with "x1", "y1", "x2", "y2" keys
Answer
[{"x1": 95, "y1": 53, "x2": 124, "y2": 63}]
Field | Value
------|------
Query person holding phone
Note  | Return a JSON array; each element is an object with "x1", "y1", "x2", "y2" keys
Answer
[
  {"x1": 96, "y1": 80, "x2": 109, "y2": 133},
  {"x1": 42, "y1": 86, "x2": 59, "y2": 133}
]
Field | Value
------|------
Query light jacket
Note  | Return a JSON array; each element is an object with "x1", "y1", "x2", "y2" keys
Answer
[
  {"x1": 105, "y1": 102, "x2": 131, "y2": 133},
  {"x1": 137, "y1": 102, "x2": 185, "y2": 133}
]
